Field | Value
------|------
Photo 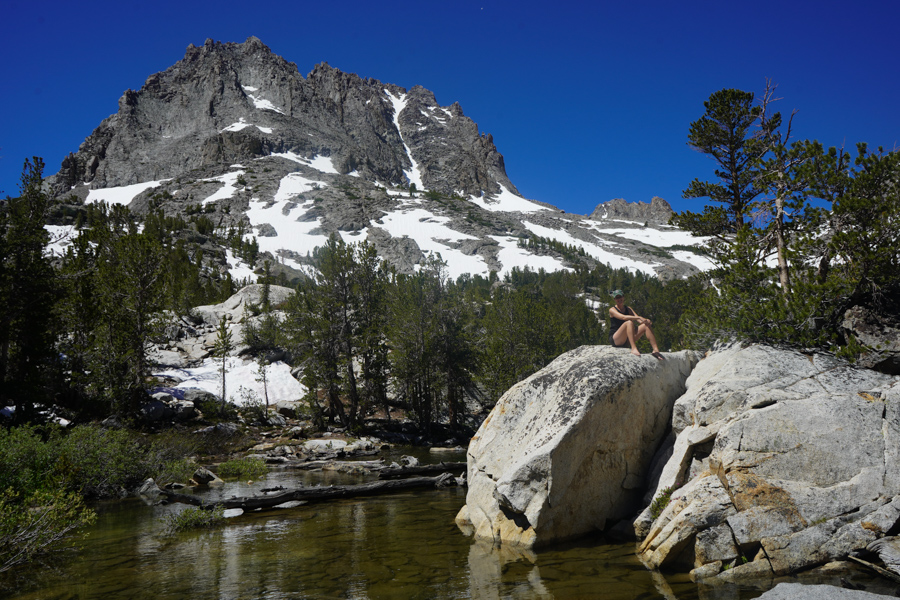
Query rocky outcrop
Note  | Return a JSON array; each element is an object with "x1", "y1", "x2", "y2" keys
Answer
[
  {"x1": 843, "y1": 305, "x2": 900, "y2": 375},
  {"x1": 150, "y1": 284, "x2": 293, "y2": 366},
  {"x1": 756, "y1": 583, "x2": 896, "y2": 599},
  {"x1": 48, "y1": 37, "x2": 516, "y2": 200},
  {"x1": 456, "y1": 345, "x2": 700, "y2": 548},
  {"x1": 589, "y1": 197, "x2": 675, "y2": 225},
  {"x1": 636, "y1": 344, "x2": 900, "y2": 582}
]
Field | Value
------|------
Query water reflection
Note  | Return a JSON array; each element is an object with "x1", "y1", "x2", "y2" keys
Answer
[{"x1": 0, "y1": 450, "x2": 843, "y2": 600}]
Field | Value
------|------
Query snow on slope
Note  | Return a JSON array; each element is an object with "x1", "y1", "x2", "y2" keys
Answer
[
  {"x1": 244, "y1": 173, "x2": 330, "y2": 270},
  {"x1": 202, "y1": 170, "x2": 246, "y2": 204},
  {"x1": 491, "y1": 235, "x2": 568, "y2": 274},
  {"x1": 470, "y1": 184, "x2": 546, "y2": 214},
  {"x1": 385, "y1": 89, "x2": 424, "y2": 190},
  {"x1": 523, "y1": 220, "x2": 659, "y2": 273},
  {"x1": 85, "y1": 179, "x2": 169, "y2": 205},
  {"x1": 374, "y1": 206, "x2": 484, "y2": 280},
  {"x1": 156, "y1": 358, "x2": 304, "y2": 406}
]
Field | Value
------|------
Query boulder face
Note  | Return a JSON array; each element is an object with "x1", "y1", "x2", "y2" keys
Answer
[
  {"x1": 637, "y1": 344, "x2": 900, "y2": 582},
  {"x1": 589, "y1": 197, "x2": 674, "y2": 225},
  {"x1": 456, "y1": 345, "x2": 700, "y2": 548}
]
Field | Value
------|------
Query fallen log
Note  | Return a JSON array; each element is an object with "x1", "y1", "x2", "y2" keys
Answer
[
  {"x1": 287, "y1": 459, "x2": 385, "y2": 471},
  {"x1": 848, "y1": 555, "x2": 900, "y2": 584},
  {"x1": 378, "y1": 462, "x2": 466, "y2": 479},
  {"x1": 161, "y1": 474, "x2": 457, "y2": 511}
]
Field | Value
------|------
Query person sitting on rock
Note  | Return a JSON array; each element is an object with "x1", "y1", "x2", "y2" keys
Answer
[{"x1": 608, "y1": 289, "x2": 664, "y2": 360}]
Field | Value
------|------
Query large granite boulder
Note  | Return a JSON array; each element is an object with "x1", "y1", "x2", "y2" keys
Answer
[
  {"x1": 456, "y1": 345, "x2": 700, "y2": 548},
  {"x1": 637, "y1": 343, "x2": 900, "y2": 581}
]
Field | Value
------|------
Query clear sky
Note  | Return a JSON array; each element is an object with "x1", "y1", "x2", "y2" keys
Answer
[{"x1": 1, "y1": 0, "x2": 898, "y2": 216}]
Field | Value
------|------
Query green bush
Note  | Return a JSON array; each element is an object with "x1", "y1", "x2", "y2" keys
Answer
[
  {"x1": 217, "y1": 457, "x2": 267, "y2": 480},
  {"x1": 55, "y1": 425, "x2": 152, "y2": 498},
  {"x1": 0, "y1": 426, "x2": 58, "y2": 497},
  {"x1": 0, "y1": 487, "x2": 96, "y2": 573},
  {"x1": 650, "y1": 485, "x2": 679, "y2": 521},
  {"x1": 155, "y1": 458, "x2": 199, "y2": 487},
  {"x1": 162, "y1": 505, "x2": 225, "y2": 532}
]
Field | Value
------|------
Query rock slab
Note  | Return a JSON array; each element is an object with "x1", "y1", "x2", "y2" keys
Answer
[
  {"x1": 457, "y1": 345, "x2": 699, "y2": 548},
  {"x1": 637, "y1": 343, "x2": 900, "y2": 579}
]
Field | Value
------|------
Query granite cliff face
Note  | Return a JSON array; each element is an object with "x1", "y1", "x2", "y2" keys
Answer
[
  {"x1": 590, "y1": 197, "x2": 675, "y2": 225},
  {"x1": 46, "y1": 37, "x2": 710, "y2": 281},
  {"x1": 51, "y1": 36, "x2": 517, "y2": 200}
]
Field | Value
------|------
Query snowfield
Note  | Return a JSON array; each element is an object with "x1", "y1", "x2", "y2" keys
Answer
[
  {"x1": 85, "y1": 179, "x2": 170, "y2": 205},
  {"x1": 156, "y1": 358, "x2": 305, "y2": 406}
]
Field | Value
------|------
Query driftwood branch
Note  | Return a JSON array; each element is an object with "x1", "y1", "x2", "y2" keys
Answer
[
  {"x1": 378, "y1": 462, "x2": 466, "y2": 479},
  {"x1": 161, "y1": 474, "x2": 458, "y2": 512},
  {"x1": 848, "y1": 555, "x2": 900, "y2": 584}
]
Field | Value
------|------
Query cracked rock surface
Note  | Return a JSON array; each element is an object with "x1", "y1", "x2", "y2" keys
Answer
[
  {"x1": 455, "y1": 345, "x2": 700, "y2": 548},
  {"x1": 636, "y1": 343, "x2": 900, "y2": 582}
]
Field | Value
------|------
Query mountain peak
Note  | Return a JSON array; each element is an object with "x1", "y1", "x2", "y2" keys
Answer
[{"x1": 46, "y1": 38, "x2": 709, "y2": 283}]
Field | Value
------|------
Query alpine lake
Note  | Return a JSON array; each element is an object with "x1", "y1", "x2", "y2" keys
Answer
[{"x1": 0, "y1": 447, "x2": 877, "y2": 600}]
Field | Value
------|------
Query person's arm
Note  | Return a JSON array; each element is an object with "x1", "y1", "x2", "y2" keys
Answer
[
  {"x1": 610, "y1": 306, "x2": 651, "y2": 326},
  {"x1": 631, "y1": 309, "x2": 652, "y2": 326}
]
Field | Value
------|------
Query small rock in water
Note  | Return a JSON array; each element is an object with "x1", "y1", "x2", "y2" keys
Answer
[{"x1": 222, "y1": 508, "x2": 244, "y2": 518}]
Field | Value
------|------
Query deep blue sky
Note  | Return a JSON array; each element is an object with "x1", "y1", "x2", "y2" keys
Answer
[{"x1": 1, "y1": 0, "x2": 898, "y2": 216}]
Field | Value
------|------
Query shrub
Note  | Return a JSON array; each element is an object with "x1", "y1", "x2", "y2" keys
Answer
[
  {"x1": 217, "y1": 457, "x2": 267, "y2": 480},
  {"x1": 162, "y1": 505, "x2": 225, "y2": 533},
  {"x1": 650, "y1": 485, "x2": 679, "y2": 521},
  {"x1": 55, "y1": 425, "x2": 152, "y2": 498},
  {"x1": 155, "y1": 458, "x2": 199, "y2": 487},
  {"x1": 0, "y1": 426, "x2": 57, "y2": 497},
  {"x1": 0, "y1": 488, "x2": 96, "y2": 573}
]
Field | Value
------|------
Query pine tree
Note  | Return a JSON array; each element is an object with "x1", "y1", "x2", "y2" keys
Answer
[
  {"x1": 0, "y1": 158, "x2": 59, "y2": 422},
  {"x1": 213, "y1": 316, "x2": 234, "y2": 413}
]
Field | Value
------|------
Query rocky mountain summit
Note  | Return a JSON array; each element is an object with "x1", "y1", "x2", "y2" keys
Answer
[{"x1": 45, "y1": 37, "x2": 709, "y2": 280}]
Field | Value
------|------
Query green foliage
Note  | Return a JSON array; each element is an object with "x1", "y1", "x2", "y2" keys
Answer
[
  {"x1": 217, "y1": 457, "x2": 267, "y2": 480},
  {"x1": 680, "y1": 88, "x2": 766, "y2": 234},
  {"x1": 285, "y1": 235, "x2": 391, "y2": 430},
  {"x1": 154, "y1": 458, "x2": 199, "y2": 488},
  {"x1": 54, "y1": 424, "x2": 153, "y2": 497},
  {"x1": 0, "y1": 158, "x2": 59, "y2": 421},
  {"x1": 676, "y1": 86, "x2": 900, "y2": 356},
  {"x1": 213, "y1": 316, "x2": 234, "y2": 415},
  {"x1": 0, "y1": 488, "x2": 96, "y2": 573},
  {"x1": 0, "y1": 423, "x2": 175, "y2": 572},
  {"x1": 650, "y1": 485, "x2": 679, "y2": 521},
  {"x1": 162, "y1": 505, "x2": 225, "y2": 533}
]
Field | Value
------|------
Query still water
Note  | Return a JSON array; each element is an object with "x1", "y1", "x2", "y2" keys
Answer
[{"x1": 0, "y1": 449, "x2": 837, "y2": 600}]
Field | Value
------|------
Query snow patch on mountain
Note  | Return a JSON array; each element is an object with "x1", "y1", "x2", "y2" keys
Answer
[
  {"x1": 522, "y1": 220, "x2": 658, "y2": 273},
  {"x1": 470, "y1": 184, "x2": 546, "y2": 214},
  {"x1": 202, "y1": 170, "x2": 246, "y2": 205},
  {"x1": 85, "y1": 179, "x2": 169, "y2": 205},
  {"x1": 221, "y1": 118, "x2": 273, "y2": 134},
  {"x1": 242, "y1": 85, "x2": 284, "y2": 114},
  {"x1": 492, "y1": 235, "x2": 569, "y2": 275},
  {"x1": 156, "y1": 358, "x2": 304, "y2": 406},
  {"x1": 385, "y1": 89, "x2": 424, "y2": 190},
  {"x1": 375, "y1": 207, "x2": 485, "y2": 279}
]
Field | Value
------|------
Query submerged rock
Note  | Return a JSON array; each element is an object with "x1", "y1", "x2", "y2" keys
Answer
[{"x1": 457, "y1": 345, "x2": 700, "y2": 548}]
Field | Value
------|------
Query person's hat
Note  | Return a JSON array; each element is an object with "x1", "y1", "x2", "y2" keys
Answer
[{"x1": 611, "y1": 289, "x2": 624, "y2": 298}]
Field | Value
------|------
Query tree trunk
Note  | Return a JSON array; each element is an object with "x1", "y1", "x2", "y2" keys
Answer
[{"x1": 161, "y1": 474, "x2": 457, "y2": 511}]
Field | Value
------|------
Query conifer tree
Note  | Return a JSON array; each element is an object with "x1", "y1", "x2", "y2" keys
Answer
[
  {"x1": 0, "y1": 158, "x2": 58, "y2": 421},
  {"x1": 213, "y1": 316, "x2": 233, "y2": 413}
]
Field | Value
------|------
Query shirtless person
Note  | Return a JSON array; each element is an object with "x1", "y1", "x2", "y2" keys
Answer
[{"x1": 608, "y1": 289, "x2": 664, "y2": 360}]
